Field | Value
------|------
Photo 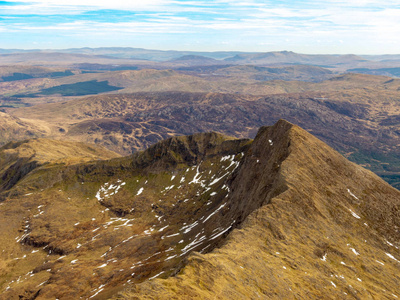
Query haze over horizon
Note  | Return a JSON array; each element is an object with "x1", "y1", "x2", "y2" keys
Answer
[{"x1": 1, "y1": 0, "x2": 399, "y2": 55}]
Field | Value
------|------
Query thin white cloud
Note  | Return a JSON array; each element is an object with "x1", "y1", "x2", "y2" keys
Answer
[
  {"x1": 323, "y1": 0, "x2": 399, "y2": 7},
  {"x1": 6, "y1": 0, "x2": 170, "y2": 9},
  {"x1": 1, "y1": 0, "x2": 400, "y2": 53},
  {"x1": 2, "y1": 0, "x2": 174, "y2": 15},
  {"x1": 15, "y1": 19, "x2": 195, "y2": 34},
  {"x1": 2, "y1": 0, "x2": 217, "y2": 15}
]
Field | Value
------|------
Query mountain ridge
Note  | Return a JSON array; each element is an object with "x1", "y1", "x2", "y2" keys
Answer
[
  {"x1": 0, "y1": 120, "x2": 399, "y2": 299},
  {"x1": 113, "y1": 120, "x2": 400, "y2": 299}
]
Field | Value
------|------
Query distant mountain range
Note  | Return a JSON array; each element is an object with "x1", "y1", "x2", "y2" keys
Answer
[
  {"x1": 0, "y1": 47, "x2": 251, "y2": 61},
  {"x1": 0, "y1": 47, "x2": 399, "y2": 66}
]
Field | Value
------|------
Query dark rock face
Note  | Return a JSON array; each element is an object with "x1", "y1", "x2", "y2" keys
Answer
[{"x1": 1, "y1": 158, "x2": 38, "y2": 192}]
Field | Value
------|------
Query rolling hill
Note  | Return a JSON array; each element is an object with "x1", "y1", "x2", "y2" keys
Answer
[
  {"x1": 6, "y1": 72, "x2": 400, "y2": 188},
  {"x1": 224, "y1": 51, "x2": 367, "y2": 67}
]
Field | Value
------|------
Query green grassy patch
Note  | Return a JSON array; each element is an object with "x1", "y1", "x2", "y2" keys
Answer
[
  {"x1": 347, "y1": 150, "x2": 400, "y2": 188},
  {"x1": 1, "y1": 71, "x2": 74, "y2": 82},
  {"x1": 13, "y1": 80, "x2": 123, "y2": 97},
  {"x1": 1, "y1": 73, "x2": 34, "y2": 82}
]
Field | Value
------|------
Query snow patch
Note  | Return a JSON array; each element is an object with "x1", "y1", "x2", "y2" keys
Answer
[
  {"x1": 347, "y1": 189, "x2": 359, "y2": 200},
  {"x1": 159, "y1": 225, "x2": 169, "y2": 232},
  {"x1": 348, "y1": 209, "x2": 361, "y2": 219},
  {"x1": 189, "y1": 165, "x2": 203, "y2": 185},
  {"x1": 375, "y1": 260, "x2": 384, "y2": 266},
  {"x1": 149, "y1": 271, "x2": 165, "y2": 280},
  {"x1": 181, "y1": 221, "x2": 199, "y2": 234},
  {"x1": 386, "y1": 252, "x2": 400, "y2": 263},
  {"x1": 165, "y1": 255, "x2": 177, "y2": 261},
  {"x1": 89, "y1": 284, "x2": 106, "y2": 299},
  {"x1": 350, "y1": 248, "x2": 360, "y2": 255},
  {"x1": 203, "y1": 203, "x2": 227, "y2": 223},
  {"x1": 209, "y1": 221, "x2": 235, "y2": 240},
  {"x1": 96, "y1": 180, "x2": 126, "y2": 201},
  {"x1": 209, "y1": 173, "x2": 229, "y2": 186}
]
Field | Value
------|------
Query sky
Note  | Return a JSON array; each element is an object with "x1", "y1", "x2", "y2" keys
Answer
[{"x1": 0, "y1": 0, "x2": 399, "y2": 54}]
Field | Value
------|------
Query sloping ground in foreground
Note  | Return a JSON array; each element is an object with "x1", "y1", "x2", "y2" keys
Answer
[
  {"x1": 0, "y1": 132, "x2": 252, "y2": 299},
  {"x1": 116, "y1": 120, "x2": 400, "y2": 300},
  {"x1": 0, "y1": 120, "x2": 399, "y2": 299}
]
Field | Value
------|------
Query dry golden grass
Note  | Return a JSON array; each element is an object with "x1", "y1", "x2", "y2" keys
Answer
[
  {"x1": 114, "y1": 121, "x2": 400, "y2": 300},
  {"x1": 0, "y1": 121, "x2": 399, "y2": 299}
]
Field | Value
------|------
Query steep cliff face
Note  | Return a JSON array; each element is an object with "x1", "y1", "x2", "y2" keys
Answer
[
  {"x1": 1, "y1": 120, "x2": 399, "y2": 300},
  {"x1": 115, "y1": 120, "x2": 400, "y2": 300}
]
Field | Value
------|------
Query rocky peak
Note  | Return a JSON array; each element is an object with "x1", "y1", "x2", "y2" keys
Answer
[
  {"x1": 131, "y1": 131, "x2": 251, "y2": 171},
  {"x1": 1, "y1": 120, "x2": 400, "y2": 299},
  {"x1": 118, "y1": 119, "x2": 400, "y2": 299}
]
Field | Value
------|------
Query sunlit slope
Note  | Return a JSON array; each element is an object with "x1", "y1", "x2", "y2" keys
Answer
[
  {"x1": 1, "y1": 121, "x2": 399, "y2": 299},
  {"x1": 116, "y1": 120, "x2": 400, "y2": 300}
]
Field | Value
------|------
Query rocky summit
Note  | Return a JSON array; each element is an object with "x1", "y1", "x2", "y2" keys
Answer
[{"x1": 0, "y1": 120, "x2": 399, "y2": 299}]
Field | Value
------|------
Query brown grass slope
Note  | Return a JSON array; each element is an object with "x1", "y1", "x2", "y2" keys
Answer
[
  {"x1": 0, "y1": 112, "x2": 49, "y2": 142},
  {"x1": 0, "y1": 132, "x2": 252, "y2": 299},
  {"x1": 116, "y1": 120, "x2": 400, "y2": 300},
  {"x1": 0, "y1": 138, "x2": 120, "y2": 199}
]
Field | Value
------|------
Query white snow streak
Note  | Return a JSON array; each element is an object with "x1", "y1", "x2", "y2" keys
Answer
[
  {"x1": 348, "y1": 209, "x2": 361, "y2": 219},
  {"x1": 203, "y1": 203, "x2": 226, "y2": 223},
  {"x1": 347, "y1": 189, "x2": 359, "y2": 200},
  {"x1": 386, "y1": 253, "x2": 400, "y2": 263}
]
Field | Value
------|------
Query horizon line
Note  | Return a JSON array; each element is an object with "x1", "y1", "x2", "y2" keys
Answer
[{"x1": 0, "y1": 47, "x2": 399, "y2": 56}]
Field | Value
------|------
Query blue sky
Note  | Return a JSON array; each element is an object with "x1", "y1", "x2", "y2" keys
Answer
[{"x1": 0, "y1": 0, "x2": 399, "y2": 54}]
